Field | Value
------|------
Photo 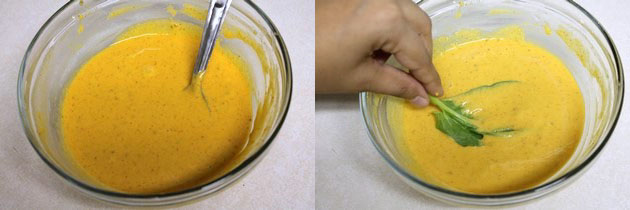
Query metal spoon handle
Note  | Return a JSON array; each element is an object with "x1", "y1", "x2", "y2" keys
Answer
[{"x1": 192, "y1": 0, "x2": 232, "y2": 76}]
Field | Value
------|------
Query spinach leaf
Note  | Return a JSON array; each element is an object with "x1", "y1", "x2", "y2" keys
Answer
[
  {"x1": 481, "y1": 128, "x2": 516, "y2": 137},
  {"x1": 447, "y1": 80, "x2": 519, "y2": 99},
  {"x1": 432, "y1": 111, "x2": 483, "y2": 146},
  {"x1": 428, "y1": 80, "x2": 518, "y2": 147}
]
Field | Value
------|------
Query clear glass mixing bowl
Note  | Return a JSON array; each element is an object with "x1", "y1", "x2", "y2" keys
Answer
[
  {"x1": 361, "y1": 0, "x2": 623, "y2": 206},
  {"x1": 18, "y1": 0, "x2": 291, "y2": 206}
]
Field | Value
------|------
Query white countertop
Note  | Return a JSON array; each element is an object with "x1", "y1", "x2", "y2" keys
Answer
[
  {"x1": 316, "y1": 0, "x2": 630, "y2": 209},
  {"x1": 0, "y1": 0, "x2": 314, "y2": 209}
]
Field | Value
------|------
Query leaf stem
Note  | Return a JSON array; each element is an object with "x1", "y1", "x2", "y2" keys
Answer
[{"x1": 429, "y1": 96, "x2": 476, "y2": 129}]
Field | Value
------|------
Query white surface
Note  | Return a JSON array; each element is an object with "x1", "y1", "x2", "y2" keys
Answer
[
  {"x1": 0, "y1": 0, "x2": 314, "y2": 209},
  {"x1": 316, "y1": 0, "x2": 630, "y2": 209}
]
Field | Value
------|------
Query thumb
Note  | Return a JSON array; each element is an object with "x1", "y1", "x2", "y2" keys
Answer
[{"x1": 362, "y1": 63, "x2": 430, "y2": 107}]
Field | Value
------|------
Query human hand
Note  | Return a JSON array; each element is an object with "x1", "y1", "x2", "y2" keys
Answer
[{"x1": 316, "y1": 0, "x2": 443, "y2": 107}]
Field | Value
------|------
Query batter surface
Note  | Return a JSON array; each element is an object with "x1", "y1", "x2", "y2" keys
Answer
[
  {"x1": 389, "y1": 27, "x2": 584, "y2": 194},
  {"x1": 62, "y1": 20, "x2": 253, "y2": 194}
]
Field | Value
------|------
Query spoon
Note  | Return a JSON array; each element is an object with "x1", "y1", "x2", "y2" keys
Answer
[{"x1": 188, "y1": 0, "x2": 232, "y2": 106}]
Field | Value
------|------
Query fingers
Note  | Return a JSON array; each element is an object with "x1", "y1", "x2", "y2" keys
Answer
[
  {"x1": 408, "y1": 45, "x2": 443, "y2": 97},
  {"x1": 399, "y1": 0, "x2": 433, "y2": 53},
  {"x1": 383, "y1": 27, "x2": 443, "y2": 97},
  {"x1": 396, "y1": 0, "x2": 442, "y2": 96},
  {"x1": 362, "y1": 63, "x2": 430, "y2": 107}
]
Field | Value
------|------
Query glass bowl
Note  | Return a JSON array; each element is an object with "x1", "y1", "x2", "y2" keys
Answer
[
  {"x1": 361, "y1": 0, "x2": 623, "y2": 206},
  {"x1": 18, "y1": 0, "x2": 291, "y2": 207}
]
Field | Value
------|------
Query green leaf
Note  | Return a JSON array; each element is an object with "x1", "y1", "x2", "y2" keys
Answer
[
  {"x1": 480, "y1": 128, "x2": 516, "y2": 137},
  {"x1": 433, "y1": 111, "x2": 483, "y2": 147},
  {"x1": 429, "y1": 97, "x2": 476, "y2": 129},
  {"x1": 428, "y1": 80, "x2": 519, "y2": 147},
  {"x1": 447, "y1": 80, "x2": 519, "y2": 99},
  {"x1": 441, "y1": 99, "x2": 474, "y2": 119}
]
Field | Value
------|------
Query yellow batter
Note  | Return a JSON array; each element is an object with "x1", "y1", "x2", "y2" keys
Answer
[
  {"x1": 61, "y1": 20, "x2": 253, "y2": 194},
  {"x1": 390, "y1": 27, "x2": 584, "y2": 194}
]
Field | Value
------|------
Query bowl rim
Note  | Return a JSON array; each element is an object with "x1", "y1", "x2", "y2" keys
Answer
[
  {"x1": 360, "y1": 0, "x2": 624, "y2": 201},
  {"x1": 17, "y1": 0, "x2": 293, "y2": 199}
]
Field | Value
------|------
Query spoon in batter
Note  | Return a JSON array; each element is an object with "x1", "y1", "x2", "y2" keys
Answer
[{"x1": 188, "y1": 0, "x2": 233, "y2": 108}]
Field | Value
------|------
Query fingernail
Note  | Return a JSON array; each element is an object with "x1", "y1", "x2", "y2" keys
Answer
[
  {"x1": 410, "y1": 96, "x2": 429, "y2": 107},
  {"x1": 434, "y1": 89, "x2": 444, "y2": 97}
]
